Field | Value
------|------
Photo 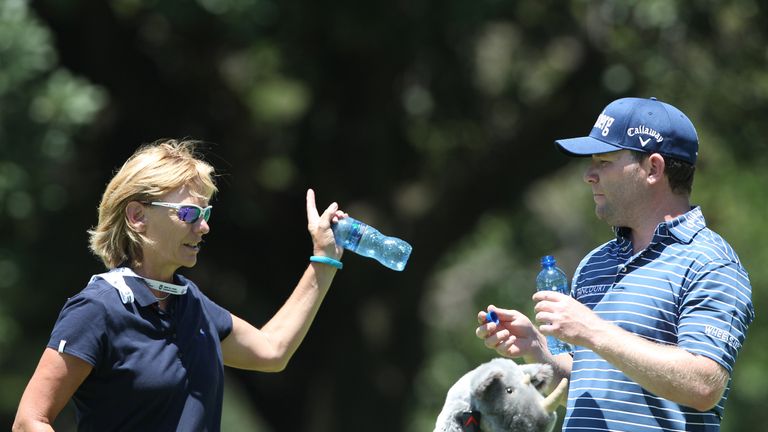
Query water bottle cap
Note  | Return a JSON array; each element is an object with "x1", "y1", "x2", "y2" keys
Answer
[
  {"x1": 486, "y1": 310, "x2": 499, "y2": 325},
  {"x1": 540, "y1": 255, "x2": 556, "y2": 266}
]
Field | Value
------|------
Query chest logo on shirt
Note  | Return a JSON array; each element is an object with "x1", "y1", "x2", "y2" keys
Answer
[{"x1": 575, "y1": 284, "x2": 611, "y2": 298}]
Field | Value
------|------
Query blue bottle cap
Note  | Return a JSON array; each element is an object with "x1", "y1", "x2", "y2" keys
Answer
[
  {"x1": 486, "y1": 310, "x2": 499, "y2": 325},
  {"x1": 541, "y1": 255, "x2": 556, "y2": 266}
]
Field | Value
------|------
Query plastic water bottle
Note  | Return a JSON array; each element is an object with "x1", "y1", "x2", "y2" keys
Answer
[
  {"x1": 536, "y1": 255, "x2": 571, "y2": 355},
  {"x1": 332, "y1": 217, "x2": 412, "y2": 271}
]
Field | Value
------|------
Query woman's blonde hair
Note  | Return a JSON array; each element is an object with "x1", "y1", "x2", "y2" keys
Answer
[{"x1": 88, "y1": 139, "x2": 218, "y2": 269}]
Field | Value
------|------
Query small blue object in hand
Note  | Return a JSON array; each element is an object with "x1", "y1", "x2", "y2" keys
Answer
[{"x1": 486, "y1": 310, "x2": 499, "y2": 325}]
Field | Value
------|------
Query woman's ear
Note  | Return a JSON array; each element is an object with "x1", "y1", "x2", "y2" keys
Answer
[{"x1": 125, "y1": 202, "x2": 147, "y2": 233}]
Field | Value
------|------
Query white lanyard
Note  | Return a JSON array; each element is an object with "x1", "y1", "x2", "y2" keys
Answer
[{"x1": 90, "y1": 267, "x2": 188, "y2": 304}]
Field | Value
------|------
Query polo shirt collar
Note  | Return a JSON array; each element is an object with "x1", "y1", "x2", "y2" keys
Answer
[
  {"x1": 614, "y1": 206, "x2": 706, "y2": 245},
  {"x1": 663, "y1": 206, "x2": 706, "y2": 244}
]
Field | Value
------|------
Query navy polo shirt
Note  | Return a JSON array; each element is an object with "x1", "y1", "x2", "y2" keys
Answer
[{"x1": 48, "y1": 273, "x2": 233, "y2": 432}]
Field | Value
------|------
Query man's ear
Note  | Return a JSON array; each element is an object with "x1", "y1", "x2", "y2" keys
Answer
[
  {"x1": 125, "y1": 201, "x2": 147, "y2": 233},
  {"x1": 646, "y1": 153, "x2": 666, "y2": 185}
]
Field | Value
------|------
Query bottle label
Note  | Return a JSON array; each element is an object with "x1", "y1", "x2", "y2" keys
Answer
[{"x1": 345, "y1": 220, "x2": 366, "y2": 250}]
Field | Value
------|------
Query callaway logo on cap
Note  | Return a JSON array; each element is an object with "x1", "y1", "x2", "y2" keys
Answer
[{"x1": 554, "y1": 97, "x2": 699, "y2": 164}]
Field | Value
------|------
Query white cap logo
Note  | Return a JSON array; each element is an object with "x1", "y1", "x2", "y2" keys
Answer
[
  {"x1": 627, "y1": 125, "x2": 664, "y2": 143},
  {"x1": 593, "y1": 112, "x2": 615, "y2": 137}
]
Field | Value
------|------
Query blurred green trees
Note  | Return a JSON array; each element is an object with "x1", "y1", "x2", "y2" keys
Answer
[
  {"x1": 1, "y1": 0, "x2": 766, "y2": 430},
  {"x1": 0, "y1": 0, "x2": 106, "y2": 420}
]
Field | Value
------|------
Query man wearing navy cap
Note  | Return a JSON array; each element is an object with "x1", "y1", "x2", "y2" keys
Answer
[{"x1": 477, "y1": 97, "x2": 754, "y2": 431}]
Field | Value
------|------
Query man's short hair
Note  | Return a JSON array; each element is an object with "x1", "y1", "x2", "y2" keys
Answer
[{"x1": 631, "y1": 151, "x2": 695, "y2": 195}]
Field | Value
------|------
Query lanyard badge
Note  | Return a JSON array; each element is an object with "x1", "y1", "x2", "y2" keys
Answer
[{"x1": 91, "y1": 267, "x2": 188, "y2": 304}]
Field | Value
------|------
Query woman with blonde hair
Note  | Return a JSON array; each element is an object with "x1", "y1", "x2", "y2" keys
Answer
[{"x1": 14, "y1": 139, "x2": 346, "y2": 431}]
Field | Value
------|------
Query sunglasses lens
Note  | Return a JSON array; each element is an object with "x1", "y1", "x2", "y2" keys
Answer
[
  {"x1": 202, "y1": 207, "x2": 211, "y2": 222},
  {"x1": 177, "y1": 206, "x2": 202, "y2": 223}
]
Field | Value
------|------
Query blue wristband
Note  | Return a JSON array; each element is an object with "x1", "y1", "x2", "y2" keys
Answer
[{"x1": 310, "y1": 255, "x2": 343, "y2": 269}]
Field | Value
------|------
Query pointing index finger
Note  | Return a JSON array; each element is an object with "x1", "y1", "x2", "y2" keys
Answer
[{"x1": 306, "y1": 188, "x2": 319, "y2": 222}]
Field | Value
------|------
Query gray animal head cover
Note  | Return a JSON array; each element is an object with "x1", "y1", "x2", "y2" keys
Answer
[{"x1": 434, "y1": 358, "x2": 568, "y2": 432}]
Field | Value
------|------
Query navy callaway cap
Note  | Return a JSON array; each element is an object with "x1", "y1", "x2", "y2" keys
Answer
[{"x1": 555, "y1": 97, "x2": 699, "y2": 164}]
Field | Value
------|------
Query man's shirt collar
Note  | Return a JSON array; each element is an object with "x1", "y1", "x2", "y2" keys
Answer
[{"x1": 614, "y1": 206, "x2": 706, "y2": 245}]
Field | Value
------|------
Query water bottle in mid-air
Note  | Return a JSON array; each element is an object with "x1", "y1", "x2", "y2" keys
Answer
[
  {"x1": 536, "y1": 255, "x2": 572, "y2": 355},
  {"x1": 332, "y1": 217, "x2": 412, "y2": 271}
]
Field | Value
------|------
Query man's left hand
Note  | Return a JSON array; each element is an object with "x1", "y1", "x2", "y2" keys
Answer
[{"x1": 532, "y1": 291, "x2": 605, "y2": 349}]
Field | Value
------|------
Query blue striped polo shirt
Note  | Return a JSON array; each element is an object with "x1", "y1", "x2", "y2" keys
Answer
[{"x1": 563, "y1": 206, "x2": 754, "y2": 432}]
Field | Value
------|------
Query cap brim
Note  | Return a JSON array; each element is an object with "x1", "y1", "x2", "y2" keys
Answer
[{"x1": 555, "y1": 136, "x2": 623, "y2": 157}]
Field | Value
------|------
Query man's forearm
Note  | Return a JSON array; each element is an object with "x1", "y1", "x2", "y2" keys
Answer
[{"x1": 586, "y1": 322, "x2": 728, "y2": 411}]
